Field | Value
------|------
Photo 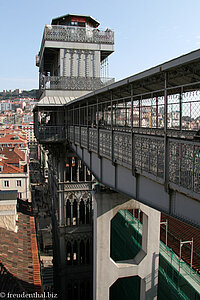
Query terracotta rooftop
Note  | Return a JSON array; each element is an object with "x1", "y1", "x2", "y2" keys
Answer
[
  {"x1": 0, "y1": 147, "x2": 25, "y2": 164},
  {"x1": 0, "y1": 134, "x2": 26, "y2": 144},
  {"x1": 0, "y1": 160, "x2": 24, "y2": 173},
  {"x1": 0, "y1": 200, "x2": 42, "y2": 293}
]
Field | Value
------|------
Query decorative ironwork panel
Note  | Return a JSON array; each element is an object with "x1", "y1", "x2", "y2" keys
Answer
[
  {"x1": 169, "y1": 141, "x2": 181, "y2": 186},
  {"x1": 38, "y1": 125, "x2": 65, "y2": 142},
  {"x1": 69, "y1": 126, "x2": 74, "y2": 142},
  {"x1": 63, "y1": 182, "x2": 92, "y2": 191},
  {"x1": 40, "y1": 76, "x2": 114, "y2": 91},
  {"x1": 75, "y1": 126, "x2": 80, "y2": 144},
  {"x1": 169, "y1": 140, "x2": 200, "y2": 193},
  {"x1": 44, "y1": 25, "x2": 114, "y2": 44},
  {"x1": 99, "y1": 129, "x2": 112, "y2": 158},
  {"x1": 113, "y1": 132, "x2": 131, "y2": 166},
  {"x1": 134, "y1": 135, "x2": 164, "y2": 178},
  {"x1": 81, "y1": 127, "x2": 88, "y2": 148},
  {"x1": 194, "y1": 144, "x2": 200, "y2": 193},
  {"x1": 89, "y1": 128, "x2": 98, "y2": 152}
]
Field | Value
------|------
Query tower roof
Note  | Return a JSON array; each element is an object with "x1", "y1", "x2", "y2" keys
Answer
[{"x1": 51, "y1": 14, "x2": 100, "y2": 28}]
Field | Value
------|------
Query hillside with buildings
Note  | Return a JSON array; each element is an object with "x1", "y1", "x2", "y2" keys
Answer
[{"x1": 0, "y1": 89, "x2": 37, "y2": 100}]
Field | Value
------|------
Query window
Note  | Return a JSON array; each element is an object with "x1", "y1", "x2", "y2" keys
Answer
[
  {"x1": 18, "y1": 192, "x2": 22, "y2": 199},
  {"x1": 4, "y1": 180, "x2": 9, "y2": 187},
  {"x1": 17, "y1": 180, "x2": 21, "y2": 187}
]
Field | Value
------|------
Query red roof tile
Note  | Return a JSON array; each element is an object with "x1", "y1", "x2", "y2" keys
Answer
[
  {"x1": 0, "y1": 160, "x2": 24, "y2": 173},
  {"x1": 0, "y1": 202, "x2": 42, "y2": 293},
  {"x1": 0, "y1": 147, "x2": 25, "y2": 163}
]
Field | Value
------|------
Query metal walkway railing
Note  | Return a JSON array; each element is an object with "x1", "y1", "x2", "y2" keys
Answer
[{"x1": 68, "y1": 126, "x2": 200, "y2": 196}]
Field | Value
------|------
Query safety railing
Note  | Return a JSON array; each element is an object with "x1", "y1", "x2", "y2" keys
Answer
[
  {"x1": 43, "y1": 25, "x2": 114, "y2": 44},
  {"x1": 169, "y1": 139, "x2": 200, "y2": 194},
  {"x1": 69, "y1": 125, "x2": 200, "y2": 195},
  {"x1": 160, "y1": 242, "x2": 200, "y2": 287},
  {"x1": 39, "y1": 76, "x2": 115, "y2": 91},
  {"x1": 38, "y1": 125, "x2": 66, "y2": 142},
  {"x1": 58, "y1": 182, "x2": 92, "y2": 191}
]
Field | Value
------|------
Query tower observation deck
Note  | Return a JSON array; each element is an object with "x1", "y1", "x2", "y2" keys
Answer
[{"x1": 36, "y1": 14, "x2": 114, "y2": 99}]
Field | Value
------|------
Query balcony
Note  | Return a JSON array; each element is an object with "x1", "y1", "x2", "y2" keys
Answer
[
  {"x1": 39, "y1": 76, "x2": 115, "y2": 91},
  {"x1": 59, "y1": 182, "x2": 92, "y2": 191},
  {"x1": 38, "y1": 125, "x2": 66, "y2": 143},
  {"x1": 43, "y1": 25, "x2": 114, "y2": 45}
]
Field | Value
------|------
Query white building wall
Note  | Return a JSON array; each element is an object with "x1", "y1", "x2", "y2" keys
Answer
[{"x1": 0, "y1": 173, "x2": 30, "y2": 200}]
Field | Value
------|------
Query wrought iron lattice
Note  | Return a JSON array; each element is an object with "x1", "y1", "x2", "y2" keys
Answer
[
  {"x1": 63, "y1": 182, "x2": 92, "y2": 191},
  {"x1": 75, "y1": 126, "x2": 80, "y2": 144},
  {"x1": 44, "y1": 25, "x2": 114, "y2": 44},
  {"x1": 194, "y1": 145, "x2": 200, "y2": 194},
  {"x1": 89, "y1": 128, "x2": 98, "y2": 152},
  {"x1": 81, "y1": 127, "x2": 88, "y2": 148},
  {"x1": 41, "y1": 76, "x2": 114, "y2": 91},
  {"x1": 169, "y1": 140, "x2": 200, "y2": 192},
  {"x1": 134, "y1": 135, "x2": 164, "y2": 178},
  {"x1": 113, "y1": 132, "x2": 132, "y2": 166},
  {"x1": 69, "y1": 126, "x2": 74, "y2": 142},
  {"x1": 38, "y1": 125, "x2": 65, "y2": 142},
  {"x1": 99, "y1": 129, "x2": 112, "y2": 158}
]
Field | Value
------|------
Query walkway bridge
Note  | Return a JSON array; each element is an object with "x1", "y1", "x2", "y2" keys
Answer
[{"x1": 34, "y1": 49, "x2": 200, "y2": 228}]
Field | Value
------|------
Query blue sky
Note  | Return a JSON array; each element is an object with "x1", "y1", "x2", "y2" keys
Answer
[{"x1": 1, "y1": 0, "x2": 200, "y2": 91}]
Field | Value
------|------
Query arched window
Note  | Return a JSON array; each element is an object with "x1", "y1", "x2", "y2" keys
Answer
[
  {"x1": 66, "y1": 242, "x2": 72, "y2": 265},
  {"x1": 65, "y1": 160, "x2": 70, "y2": 181},
  {"x1": 86, "y1": 199, "x2": 90, "y2": 224},
  {"x1": 73, "y1": 199, "x2": 77, "y2": 225},
  {"x1": 86, "y1": 239, "x2": 90, "y2": 264},
  {"x1": 86, "y1": 281, "x2": 91, "y2": 300},
  {"x1": 73, "y1": 241, "x2": 78, "y2": 265},
  {"x1": 80, "y1": 240, "x2": 85, "y2": 264},
  {"x1": 73, "y1": 282, "x2": 78, "y2": 300},
  {"x1": 80, "y1": 282, "x2": 86, "y2": 300},
  {"x1": 67, "y1": 282, "x2": 72, "y2": 299},
  {"x1": 66, "y1": 199, "x2": 71, "y2": 226},
  {"x1": 79, "y1": 199, "x2": 85, "y2": 224}
]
